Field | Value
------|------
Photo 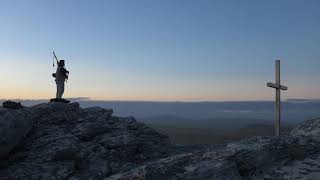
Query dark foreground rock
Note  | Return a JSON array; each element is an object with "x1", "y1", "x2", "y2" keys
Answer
[
  {"x1": 0, "y1": 107, "x2": 33, "y2": 159},
  {"x1": 0, "y1": 103, "x2": 320, "y2": 179},
  {"x1": 2, "y1": 100, "x2": 23, "y2": 109},
  {"x1": 0, "y1": 103, "x2": 168, "y2": 179}
]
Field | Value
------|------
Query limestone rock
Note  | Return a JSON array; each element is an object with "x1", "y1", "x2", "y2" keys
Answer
[
  {"x1": 1, "y1": 102, "x2": 320, "y2": 179},
  {"x1": 0, "y1": 102, "x2": 169, "y2": 179},
  {"x1": 0, "y1": 107, "x2": 34, "y2": 159},
  {"x1": 291, "y1": 117, "x2": 320, "y2": 137},
  {"x1": 107, "y1": 135, "x2": 320, "y2": 179}
]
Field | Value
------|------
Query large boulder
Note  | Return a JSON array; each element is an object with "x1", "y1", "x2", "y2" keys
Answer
[
  {"x1": 0, "y1": 107, "x2": 34, "y2": 159},
  {"x1": 0, "y1": 102, "x2": 169, "y2": 179}
]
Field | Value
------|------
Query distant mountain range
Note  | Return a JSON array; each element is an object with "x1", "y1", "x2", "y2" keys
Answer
[
  {"x1": 0, "y1": 99, "x2": 316, "y2": 144},
  {"x1": 1, "y1": 99, "x2": 318, "y2": 123}
]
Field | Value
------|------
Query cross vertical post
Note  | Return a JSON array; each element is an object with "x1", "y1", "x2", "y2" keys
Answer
[
  {"x1": 267, "y1": 60, "x2": 287, "y2": 136},
  {"x1": 275, "y1": 60, "x2": 281, "y2": 136}
]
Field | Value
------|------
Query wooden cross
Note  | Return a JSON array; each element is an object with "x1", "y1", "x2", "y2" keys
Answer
[{"x1": 267, "y1": 60, "x2": 288, "y2": 136}]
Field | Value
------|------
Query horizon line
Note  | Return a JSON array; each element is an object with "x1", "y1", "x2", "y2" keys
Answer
[{"x1": 1, "y1": 98, "x2": 320, "y2": 103}]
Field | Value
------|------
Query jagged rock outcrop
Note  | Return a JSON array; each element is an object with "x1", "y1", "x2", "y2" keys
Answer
[
  {"x1": 107, "y1": 117, "x2": 320, "y2": 180},
  {"x1": 291, "y1": 117, "x2": 320, "y2": 137},
  {"x1": 108, "y1": 135, "x2": 320, "y2": 179},
  {"x1": 1, "y1": 103, "x2": 320, "y2": 180},
  {"x1": 0, "y1": 103, "x2": 169, "y2": 179}
]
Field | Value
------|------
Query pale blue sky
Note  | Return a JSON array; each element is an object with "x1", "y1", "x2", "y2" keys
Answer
[{"x1": 0, "y1": 0, "x2": 319, "y2": 101}]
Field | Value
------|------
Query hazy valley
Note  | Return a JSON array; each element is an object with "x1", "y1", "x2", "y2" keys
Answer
[{"x1": 1, "y1": 99, "x2": 317, "y2": 144}]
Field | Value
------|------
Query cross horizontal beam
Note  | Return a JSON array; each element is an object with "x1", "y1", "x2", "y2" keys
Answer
[{"x1": 267, "y1": 82, "x2": 288, "y2": 90}]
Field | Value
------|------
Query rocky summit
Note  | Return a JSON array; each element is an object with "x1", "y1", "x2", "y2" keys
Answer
[{"x1": 0, "y1": 103, "x2": 320, "y2": 179}]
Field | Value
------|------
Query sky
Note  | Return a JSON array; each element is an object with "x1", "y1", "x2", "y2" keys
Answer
[{"x1": 0, "y1": 0, "x2": 319, "y2": 101}]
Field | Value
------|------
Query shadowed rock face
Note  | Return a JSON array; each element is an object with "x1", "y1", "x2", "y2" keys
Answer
[
  {"x1": 0, "y1": 103, "x2": 320, "y2": 179},
  {"x1": 0, "y1": 107, "x2": 34, "y2": 159},
  {"x1": 0, "y1": 103, "x2": 169, "y2": 179}
]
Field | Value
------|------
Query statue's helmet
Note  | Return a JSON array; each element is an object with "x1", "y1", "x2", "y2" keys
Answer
[{"x1": 58, "y1": 60, "x2": 65, "y2": 66}]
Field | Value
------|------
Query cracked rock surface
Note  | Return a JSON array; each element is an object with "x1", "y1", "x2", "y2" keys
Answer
[
  {"x1": 1, "y1": 103, "x2": 320, "y2": 179},
  {"x1": 0, "y1": 103, "x2": 168, "y2": 179}
]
